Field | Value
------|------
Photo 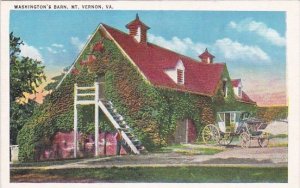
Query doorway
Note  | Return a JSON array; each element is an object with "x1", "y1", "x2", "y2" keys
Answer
[{"x1": 174, "y1": 119, "x2": 197, "y2": 144}]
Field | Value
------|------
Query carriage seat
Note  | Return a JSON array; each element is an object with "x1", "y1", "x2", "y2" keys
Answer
[{"x1": 251, "y1": 131, "x2": 263, "y2": 136}]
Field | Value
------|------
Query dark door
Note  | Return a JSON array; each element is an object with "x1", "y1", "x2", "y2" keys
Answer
[{"x1": 174, "y1": 120, "x2": 187, "y2": 144}]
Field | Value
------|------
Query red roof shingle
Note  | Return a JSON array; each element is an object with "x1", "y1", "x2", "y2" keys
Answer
[
  {"x1": 239, "y1": 91, "x2": 256, "y2": 104},
  {"x1": 199, "y1": 48, "x2": 215, "y2": 59},
  {"x1": 231, "y1": 79, "x2": 256, "y2": 104},
  {"x1": 102, "y1": 24, "x2": 226, "y2": 96}
]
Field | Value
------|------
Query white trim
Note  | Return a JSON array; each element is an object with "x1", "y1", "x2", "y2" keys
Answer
[
  {"x1": 77, "y1": 93, "x2": 95, "y2": 97},
  {"x1": 77, "y1": 86, "x2": 95, "y2": 90},
  {"x1": 94, "y1": 82, "x2": 99, "y2": 156},
  {"x1": 76, "y1": 100, "x2": 95, "y2": 105}
]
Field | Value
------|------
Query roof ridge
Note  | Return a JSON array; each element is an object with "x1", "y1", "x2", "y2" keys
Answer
[
  {"x1": 101, "y1": 22, "x2": 228, "y2": 97},
  {"x1": 102, "y1": 23, "x2": 225, "y2": 67}
]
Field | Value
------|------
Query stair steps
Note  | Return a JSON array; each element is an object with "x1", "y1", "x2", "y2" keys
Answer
[
  {"x1": 98, "y1": 99, "x2": 144, "y2": 154},
  {"x1": 74, "y1": 83, "x2": 144, "y2": 156}
]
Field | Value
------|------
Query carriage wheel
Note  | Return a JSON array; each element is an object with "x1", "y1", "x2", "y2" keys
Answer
[
  {"x1": 240, "y1": 132, "x2": 251, "y2": 148},
  {"x1": 258, "y1": 132, "x2": 269, "y2": 147},
  {"x1": 218, "y1": 133, "x2": 234, "y2": 145},
  {"x1": 202, "y1": 124, "x2": 220, "y2": 145}
]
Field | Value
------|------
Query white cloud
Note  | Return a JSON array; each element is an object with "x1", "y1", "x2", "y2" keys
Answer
[
  {"x1": 20, "y1": 43, "x2": 44, "y2": 62},
  {"x1": 214, "y1": 38, "x2": 271, "y2": 63},
  {"x1": 46, "y1": 47, "x2": 58, "y2": 54},
  {"x1": 229, "y1": 19, "x2": 285, "y2": 47},
  {"x1": 148, "y1": 33, "x2": 271, "y2": 63},
  {"x1": 70, "y1": 37, "x2": 85, "y2": 52},
  {"x1": 41, "y1": 44, "x2": 66, "y2": 54},
  {"x1": 51, "y1": 43, "x2": 64, "y2": 48},
  {"x1": 148, "y1": 33, "x2": 207, "y2": 58}
]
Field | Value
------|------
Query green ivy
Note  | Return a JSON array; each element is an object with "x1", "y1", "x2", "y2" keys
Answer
[{"x1": 17, "y1": 29, "x2": 256, "y2": 161}]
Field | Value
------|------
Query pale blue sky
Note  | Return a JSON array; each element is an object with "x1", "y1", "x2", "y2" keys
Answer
[{"x1": 10, "y1": 11, "x2": 286, "y2": 106}]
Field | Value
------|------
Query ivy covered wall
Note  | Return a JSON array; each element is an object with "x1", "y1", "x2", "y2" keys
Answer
[
  {"x1": 212, "y1": 67, "x2": 257, "y2": 113},
  {"x1": 17, "y1": 28, "x2": 256, "y2": 161}
]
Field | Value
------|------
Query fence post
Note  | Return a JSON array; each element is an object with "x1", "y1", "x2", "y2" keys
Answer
[{"x1": 95, "y1": 82, "x2": 99, "y2": 156}]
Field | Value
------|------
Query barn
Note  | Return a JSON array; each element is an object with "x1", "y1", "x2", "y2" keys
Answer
[{"x1": 17, "y1": 14, "x2": 256, "y2": 161}]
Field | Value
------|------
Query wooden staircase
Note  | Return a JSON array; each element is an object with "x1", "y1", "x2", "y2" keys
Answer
[
  {"x1": 74, "y1": 82, "x2": 143, "y2": 157},
  {"x1": 98, "y1": 100, "x2": 143, "y2": 154}
]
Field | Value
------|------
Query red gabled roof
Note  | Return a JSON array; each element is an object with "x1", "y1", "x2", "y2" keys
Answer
[
  {"x1": 231, "y1": 79, "x2": 255, "y2": 104},
  {"x1": 231, "y1": 79, "x2": 241, "y2": 87},
  {"x1": 101, "y1": 24, "x2": 225, "y2": 96},
  {"x1": 239, "y1": 91, "x2": 256, "y2": 104}
]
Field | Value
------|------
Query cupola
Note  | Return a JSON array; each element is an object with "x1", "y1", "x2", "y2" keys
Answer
[
  {"x1": 199, "y1": 48, "x2": 215, "y2": 64},
  {"x1": 126, "y1": 14, "x2": 150, "y2": 44}
]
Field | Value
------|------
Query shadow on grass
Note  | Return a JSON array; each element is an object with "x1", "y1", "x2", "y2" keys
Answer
[{"x1": 10, "y1": 166, "x2": 288, "y2": 183}]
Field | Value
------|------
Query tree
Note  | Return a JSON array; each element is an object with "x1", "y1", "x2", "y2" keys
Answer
[{"x1": 10, "y1": 32, "x2": 46, "y2": 144}]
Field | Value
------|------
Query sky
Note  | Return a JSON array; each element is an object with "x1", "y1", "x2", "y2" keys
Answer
[{"x1": 10, "y1": 11, "x2": 286, "y2": 106}]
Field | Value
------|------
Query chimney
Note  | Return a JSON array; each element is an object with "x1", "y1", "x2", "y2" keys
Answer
[
  {"x1": 126, "y1": 14, "x2": 150, "y2": 44},
  {"x1": 199, "y1": 48, "x2": 215, "y2": 64}
]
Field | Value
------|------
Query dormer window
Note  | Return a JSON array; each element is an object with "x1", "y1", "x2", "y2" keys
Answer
[
  {"x1": 232, "y1": 79, "x2": 242, "y2": 98},
  {"x1": 238, "y1": 86, "x2": 242, "y2": 97},
  {"x1": 164, "y1": 59, "x2": 185, "y2": 85},
  {"x1": 177, "y1": 69, "x2": 184, "y2": 85}
]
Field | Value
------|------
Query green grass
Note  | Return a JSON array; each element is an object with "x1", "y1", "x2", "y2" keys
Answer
[
  {"x1": 156, "y1": 144, "x2": 224, "y2": 155},
  {"x1": 269, "y1": 134, "x2": 288, "y2": 139},
  {"x1": 10, "y1": 166, "x2": 288, "y2": 183},
  {"x1": 174, "y1": 148, "x2": 224, "y2": 155},
  {"x1": 268, "y1": 143, "x2": 288, "y2": 147},
  {"x1": 11, "y1": 157, "x2": 89, "y2": 168}
]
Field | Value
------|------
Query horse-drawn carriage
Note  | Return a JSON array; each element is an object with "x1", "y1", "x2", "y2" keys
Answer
[{"x1": 202, "y1": 111, "x2": 269, "y2": 148}]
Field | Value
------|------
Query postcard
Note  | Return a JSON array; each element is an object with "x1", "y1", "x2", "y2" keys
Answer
[{"x1": 1, "y1": 0, "x2": 300, "y2": 187}]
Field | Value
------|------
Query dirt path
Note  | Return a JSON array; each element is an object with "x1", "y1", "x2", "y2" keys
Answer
[{"x1": 11, "y1": 147, "x2": 287, "y2": 169}]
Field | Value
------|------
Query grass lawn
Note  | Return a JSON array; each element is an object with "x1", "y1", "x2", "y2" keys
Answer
[
  {"x1": 156, "y1": 144, "x2": 224, "y2": 155},
  {"x1": 10, "y1": 166, "x2": 287, "y2": 183}
]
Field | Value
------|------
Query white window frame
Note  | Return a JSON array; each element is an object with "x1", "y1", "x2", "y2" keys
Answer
[{"x1": 164, "y1": 59, "x2": 185, "y2": 85}]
